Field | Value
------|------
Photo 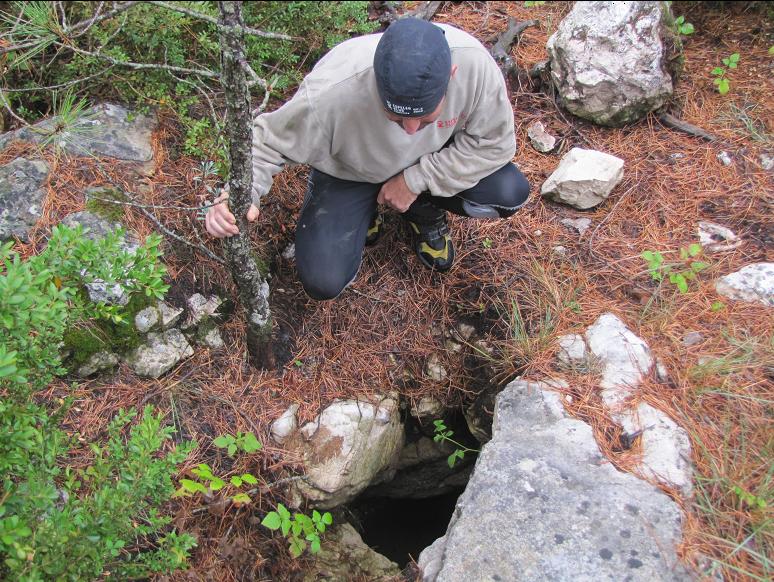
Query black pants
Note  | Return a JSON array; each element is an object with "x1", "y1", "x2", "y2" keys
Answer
[{"x1": 295, "y1": 163, "x2": 530, "y2": 300}]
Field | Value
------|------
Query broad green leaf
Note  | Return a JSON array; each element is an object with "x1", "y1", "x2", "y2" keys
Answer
[
  {"x1": 729, "y1": 53, "x2": 740, "y2": 63},
  {"x1": 313, "y1": 510, "x2": 321, "y2": 522},
  {"x1": 277, "y1": 503, "x2": 291, "y2": 520},
  {"x1": 688, "y1": 243, "x2": 702, "y2": 257},
  {"x1": 241, "y1": 473, "x2": 258, "y2": 485},
  {"x1": 718, "y1": 78, "x2": 730, "y2": 95},
  {"x1": 281, "y1": 519, "x2": 291, "y2": 537},
  {"x1": 230, "y1": 476, "x2": 243, "y2": 487},
  {"x1": 213, "y1": 435, "x2": 233, "y2": 448},
  {"x1": 447, "y1": 454, "x2": 457, "y2": 469},
  {"x1": 680, "y1": 247, "x2": 689, "y2": 260},
  {"x1": 322, "y1": 512, "x2": 333, "y2": 525},
  {"x1": 310, "y1": 538, "x2": 321, "y2": 554},
  {"x1": 227, "y1": 443, "x2": 237, "y2": 456},
  {"x1": 241, "y1": 432, "x2": 262, "y2": 452},
  {"x1": 180, "y1": 479, "x2": 207, "y2": 494},
  {"x1": 291, "y1": 520, "x2": 302, "y2": 536},
  {"x1": 262, "y1": 512, "x2": 282, "y2": 530},
  {"x1": 209, "y1": 477, "x2": 225, "y2": 491},
  {"x1": 672, "y1": 273, "x2": 689, "y2": 293},
  {"x1": 231, "y1": 493, "x2": 251, "y2": 504},
  {"x1": 710, "y1": 301, "x2": 725, "y2": 312},
  {"x1": 711, "y1": 67, "x2": 724, "y2": 77},
  {"x1": 681, "y1": 23, "x2": 694, "y2": 34},
  {"x1": 691, "y1": 261, "x2": 709, "y2": 272},
  {"x1": 675, "y1": 16, "x2": 684, "y2": 25}
]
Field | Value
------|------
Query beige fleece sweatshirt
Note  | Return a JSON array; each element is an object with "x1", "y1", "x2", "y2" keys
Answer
[{"x1": 249, "y1": 23, "x2": 516, "y2": 205}]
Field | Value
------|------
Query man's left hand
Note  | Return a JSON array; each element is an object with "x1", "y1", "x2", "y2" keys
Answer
[{"x1": 377, "y1": 172, "x2": 418, "y2": 213}]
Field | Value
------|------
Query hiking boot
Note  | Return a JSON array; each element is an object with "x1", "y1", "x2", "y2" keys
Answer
[
  {"x1": 365, "y1": 212, "x2": 383, "y2": 246},
  {"x1": 407, "y1": 215, "x2": 455, "y2": 272}
]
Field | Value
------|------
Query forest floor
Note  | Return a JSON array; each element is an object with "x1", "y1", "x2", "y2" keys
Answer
[{"x1": 7, "y1": 1, "x2": 772, "y2": 580}]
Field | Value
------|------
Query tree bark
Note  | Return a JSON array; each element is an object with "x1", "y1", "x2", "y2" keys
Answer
[{"x1": 217, "y1": 1, "x2": 274, "y2": 369}]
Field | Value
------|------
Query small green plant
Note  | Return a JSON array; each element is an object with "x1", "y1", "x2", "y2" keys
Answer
[
  {"x1": 261, "y1": 503, "x2": 332, "y2": 558},
  {"x1": 176, "y1": 462, "x2": 259, "y2": 505},
  {"x1": 213, "y1": 431, "x2": 263, "y2": 457},
  {"x1": 733, "y1": 485, "x2": 767, "y2": 510},
  {"x1": 674, "y1": 15, "x2": 694, "y2": 36},
  {"x1": 711, "y1": 53, "x2": 740, "y2": 95},
  {"x1": 641, "y1": 244, "x2": 709, "y2": 293},
  {"x1": 433, "y1": 420, "x2": 479, "y2": 468},
  {"x1": 711, "y1": 301, "x2": 726, "y2": 312},
  {"x1": 482, "y1": 237, "x2": 493, "y2": 249},
  {"x1": 524, "y1": 1, "x2": 546, "y2": 6}
]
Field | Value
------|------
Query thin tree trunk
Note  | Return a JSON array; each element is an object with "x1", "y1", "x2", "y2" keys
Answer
[{"x1": 218, "y1": 1, "x2": 274, "y2": 369}]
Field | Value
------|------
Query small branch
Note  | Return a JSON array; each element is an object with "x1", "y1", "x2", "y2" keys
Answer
[
  {"x1": 3, "y1": 65, "x2": 115, "y2": 92},
  {"x1": 65, "y1": 1, "x2": 139, "y2": 35},
  {"x1": 0, "y1": 89, "x2": 30, "y2": 127},
  {"x1": 86, "y1": 193, "x2": 223, "y2": 213},
  {"x1": 137, "y1": 205, "x2": 226, "y2": 265},
  {"x1": 239, "y1": 57, "x2": 267, "y2": 89},
  {"x1": 490, "y1": 18, "x2": 538, "y2": 81},
  {"x1": 408, "y1": 1, "x2": 445, "y2": 21},
  {"x1": 147, "y1": 1, "x2": 293, "y2": 41},
  {"x1": 60, "y1": 42, "x2": 219, "y2": 78},
  {"x1": 658, "y1": 112, "x2": 718, "y2": 142}
]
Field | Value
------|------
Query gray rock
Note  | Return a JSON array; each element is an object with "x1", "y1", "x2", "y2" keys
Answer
[
  {"x1": 84, "y1": 280, "x2": 130, "y2": 306},
  {"x1": 553, "y1": 245, "x2": 568, "y2": 257},
  {"x1": 0, "y1": 158, "x2": 49, "y2": 242},
  {"x1": 290, "y1": 397, "x2": 404, "y2": 508},
  {"x1": 560, "y1": 217, "x2": 592, "y2": 236},
  {"x1": 557, "y1": 333, "x2": 588, "y2": 369},
  {"x1": 302, "y1": 522, "x2": 400, "y2": 582},
  {"x1": 0, "y1": 103, "x2": 157, "y2": 175},
  {"x1": 527, "y1": 121, "x2": 557, "y2": 153},
  {"x1": 281, "y1": 243, "x2": 296, "y2": 260},
  {"x1": 124, "y1": 329, "x2": 194, "y2": 378},
  {"x1": 425, "y1": 354, "x2": 447, "y2": 381},
  {"x1": 682, "y1": 331, "x2": 703, "y2": 347},
  {"x1": 60, "y1": 210, "x2": 139, "y2": 253},
  {"x1": 715, "y1": 263, "x2": 774, "y2": 307},
  {"x1": 135, "y1": 306, "x2": 160, "y2": 333},
  {"x1": 546, "y1": 1, "x2": 675, "y2": 127},
  {"x1": 182, "y1": 293, "x2": 223, "y2": 329},
  {"x1": 717, "y1": 151, "x2": 733, "y2": 166},
  {"x1": 698, "y1": 221, "x2": 741, "y2": 252},
  {"x1": 419, "y1": 380, "x2": 693, "y2": 582},
  {"x1": 584, "y1": 313, "x2": 653, "y2": 408},
  {"x1": 616, "y1": 403, "x2": 693, "y2": 496},
  {"x1": 541, "y1": 148, "x2": 624, "y2": 210},
  {"x1": 411, "y1": 396, "x2": 446, "y2": 421},
  {"x1": 198, "y1": 326, "x2": 225, "y2": 349},
  {"x1": 76, "y1": 351, "x2": 119, "y2": 377},
  {"x1": 158, "y1": 301, "x2": 184, "y2": 329},
  {"x1": 270, "y1": 404, "x2": 299, "y2": 445},
  {"x1": 368, "y1": 435, "x2": 472, "y2": 500},
  {"x1": 760, "y1": 153, "x2": 774, "y2": 171}
]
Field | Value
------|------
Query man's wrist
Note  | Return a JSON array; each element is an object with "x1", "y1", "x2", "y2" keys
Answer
[{"x1": 403, "y1": 164, "x2": 427, "y2": 195}]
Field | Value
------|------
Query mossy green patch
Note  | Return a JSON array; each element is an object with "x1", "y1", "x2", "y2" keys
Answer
[
  {"x1": 62, "y1": 291, "x2": 155, "y2": 369},
  {"x1": 85, "y1": 187, "x2": 129, "y2": 223}
]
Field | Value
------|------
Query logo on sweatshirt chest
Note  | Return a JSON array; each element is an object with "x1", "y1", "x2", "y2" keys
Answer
[{"x1": 436, "y1": 111, "x2": 467, "y2": 129}]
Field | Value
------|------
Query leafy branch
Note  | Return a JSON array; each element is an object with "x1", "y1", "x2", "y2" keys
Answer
[{"x1": 433, "y1": 420, "x2": 479, "y2": 468}]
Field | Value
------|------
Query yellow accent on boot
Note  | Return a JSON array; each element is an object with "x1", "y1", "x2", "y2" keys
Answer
[
  {"x1": 366, "y1": 213, "x2": 383, "y2": 246},
  {"x1": 408, "y1": 219, "x2": 455, "y2": 272}
]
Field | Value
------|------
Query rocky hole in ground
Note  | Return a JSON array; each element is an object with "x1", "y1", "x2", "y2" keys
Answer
[
  {"x1": 346, "y1": 411, "x2": 480, "y2": 569},
  {"x1": 348, "y1": 489, "x2": 464, "y2": 569}
]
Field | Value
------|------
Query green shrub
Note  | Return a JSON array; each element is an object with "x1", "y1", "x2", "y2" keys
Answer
[
  {"x1": 2, "y1": 1, "x2": 377, "y2": 165},
  {"x1": 0, "y1": 226, "x2": 194, "y2": 580}
]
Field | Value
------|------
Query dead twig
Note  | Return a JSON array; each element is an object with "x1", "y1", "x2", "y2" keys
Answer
[
  {"x1": 658, "y1": 112, "x2": 718, "y2": 142},
  {"x1": 490, "y1": 18, "x2": 539, "y2": 81}
]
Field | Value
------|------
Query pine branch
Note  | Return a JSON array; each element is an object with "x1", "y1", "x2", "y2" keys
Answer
[{"x1": 148, "y1": 1, "x2": 293, "y2": 41}]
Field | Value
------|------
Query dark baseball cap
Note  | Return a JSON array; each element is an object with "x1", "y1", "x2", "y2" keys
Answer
[{"x1": 373, "y1": 18, "x2": 452, "y2": 118}]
